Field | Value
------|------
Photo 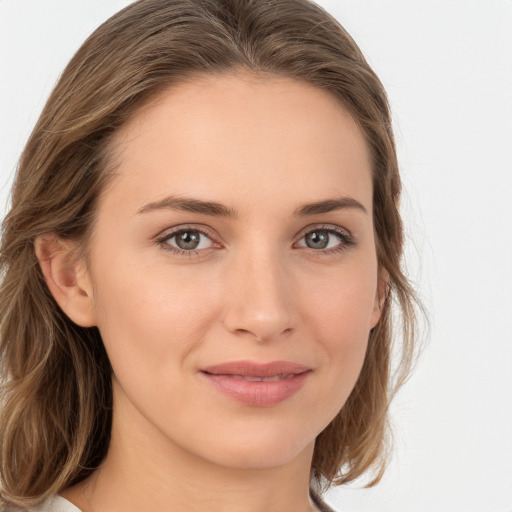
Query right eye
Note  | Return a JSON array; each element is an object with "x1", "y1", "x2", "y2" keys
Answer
[{"x1": 157, "y1": 227, "x2": 218, "y2": 254}]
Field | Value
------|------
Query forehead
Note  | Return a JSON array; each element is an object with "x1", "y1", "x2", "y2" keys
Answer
[{"x1": 105, "y1": 72, "x2": 373, "y2": 216}]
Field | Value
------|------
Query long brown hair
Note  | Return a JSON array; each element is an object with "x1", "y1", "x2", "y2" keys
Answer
[{"x1": 0, "y1": 0, "x2": 422, "y2": 507}]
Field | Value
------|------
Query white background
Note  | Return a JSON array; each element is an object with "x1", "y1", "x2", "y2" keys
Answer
[{"x1": 0, "y1": 1, "x2": 511, "y2": 511}]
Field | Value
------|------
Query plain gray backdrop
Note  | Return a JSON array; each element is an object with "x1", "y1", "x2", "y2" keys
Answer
[{"x1": 1, "y1": 1, "x2": 511, "y2": 511}]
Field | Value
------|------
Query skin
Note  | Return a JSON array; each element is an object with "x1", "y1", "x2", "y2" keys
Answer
[{"x1": 37, "y1": 72, "x2": 383, "y2": 512}]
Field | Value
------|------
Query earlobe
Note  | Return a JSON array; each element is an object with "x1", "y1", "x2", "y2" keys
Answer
[{"x1": 34, "y1": 233, "x2": 97, "y2": 327}]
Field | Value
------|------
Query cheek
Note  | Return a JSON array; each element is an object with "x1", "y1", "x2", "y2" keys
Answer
[
  {"x1": 91, "y1": 258, "x2": 221, "y2": 379},
  {"x1": 301, "y1": 256, "x2": 378, "y2": 342},
  {"x1": 298, "y1": 260, "x2": 377, "y2": 407}
]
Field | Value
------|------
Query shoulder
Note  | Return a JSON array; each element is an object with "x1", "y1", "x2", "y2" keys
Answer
[{"x1": 3, "y1": 495, "x2": 81, "y2": 512}]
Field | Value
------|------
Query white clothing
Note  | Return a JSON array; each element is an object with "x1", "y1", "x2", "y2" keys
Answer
[{"x1": 7, "y1": 495, "x2": 81, "y2": 512}]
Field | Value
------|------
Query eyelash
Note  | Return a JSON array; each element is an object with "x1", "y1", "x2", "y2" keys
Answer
[
  {"x1": 155, "y1": 224, "x2": 356, "y2": 257},
  {"x1": 155, "y1": 225, "x2": 219, "y2": 257}
]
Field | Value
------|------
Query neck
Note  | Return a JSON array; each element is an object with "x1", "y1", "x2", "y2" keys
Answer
[{"x1": 62, "y1": 386, "x2": 317, "y2": 512}]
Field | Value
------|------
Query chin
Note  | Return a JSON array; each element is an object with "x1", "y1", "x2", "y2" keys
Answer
[{"x1": 180, "y1": 421, "x2": 317, "y2": 470}]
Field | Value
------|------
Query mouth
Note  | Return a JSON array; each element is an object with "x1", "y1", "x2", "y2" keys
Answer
[
  {"x1": 200, "y1": 360, "x2": 312, "y2": 407},
  {"x1": 201, "y1": 360, "x2": 311, "y2": 378},
  {"x1": 218, "y1": 373, "x2": 300, "y2": 382}
]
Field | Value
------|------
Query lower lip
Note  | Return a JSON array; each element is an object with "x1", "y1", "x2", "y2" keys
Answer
[{"x1": 201, "y1": 371, "x2": 310, "y2": 407}]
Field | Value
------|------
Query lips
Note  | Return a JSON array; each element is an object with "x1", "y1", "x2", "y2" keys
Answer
[
  {"x1": 202, "y1": 360, "x2": 310, "y2": 377},
  {"x1": 200, "y1": 360, "x2": 311, "y2": 407},
  {"x1": 223, "y1": 374, "x2": 296, "y2": 382}
]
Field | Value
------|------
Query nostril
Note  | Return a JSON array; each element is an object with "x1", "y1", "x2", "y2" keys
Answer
[{"x1": 221, "y1": 279, "x2": 296, "y2": 342}]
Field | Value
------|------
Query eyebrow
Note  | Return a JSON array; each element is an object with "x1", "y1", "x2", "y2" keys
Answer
[
  {"x1": 137, "y1": 195, "x2": 367, "y2": 217},
  {"x1": 294, "y1": 197, "x2": 367, "y2": 216},
  {"x1": 137, "y1": 196, "x2": 237, "y2": 217}
]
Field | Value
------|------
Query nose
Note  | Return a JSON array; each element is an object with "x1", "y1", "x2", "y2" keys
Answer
[{"x1": 222, "y1": 248, "x2": 296, "y2": 343}]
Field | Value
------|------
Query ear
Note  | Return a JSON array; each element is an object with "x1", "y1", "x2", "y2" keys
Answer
[
  {"x1": 370, "y1": 269, "x2": 388, "y2": 329},
  {"x1": 34, "y1": 233, "x2": 97, "y2": 327}
]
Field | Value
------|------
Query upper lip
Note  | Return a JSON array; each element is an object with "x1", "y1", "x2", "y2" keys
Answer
[{"x1": 201, "y1": 360, "x2": 311, "y2": 378}]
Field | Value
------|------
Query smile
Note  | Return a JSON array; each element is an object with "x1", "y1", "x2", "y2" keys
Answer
[
  {"x1": 227, "y1": 374, "x2": 296, "y2": 382},
  {"x1": 200, "y1": 361, "x2": 312, "y2": 407}
]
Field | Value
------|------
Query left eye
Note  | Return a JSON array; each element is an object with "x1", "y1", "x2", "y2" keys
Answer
[
  {"x1": 296, "y1": 229, "x2": 345, "y2": 250},
  {"x1": 163, "y1": 229, "x2": 214, "y2": 251}
]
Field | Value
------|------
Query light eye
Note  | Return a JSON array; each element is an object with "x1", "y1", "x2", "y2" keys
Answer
[
  {"x1": 158, "y1": 226, "x2": 353, "y2": 256},
  {"x1": 163, "y1": 229, "x2": 214, "y2": 251},
  {"x1": 296, "y1": 228, "x2": 351, "y2": 251}
]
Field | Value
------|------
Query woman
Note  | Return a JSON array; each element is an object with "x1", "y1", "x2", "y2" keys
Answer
[{"x1": 0, "y1": 0, "x2": 419, "y2": 510}]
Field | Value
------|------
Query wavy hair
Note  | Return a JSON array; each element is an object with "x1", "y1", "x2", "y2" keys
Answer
[{"x1": 0, "y1": 0, "x2": 422, "y2": 507}]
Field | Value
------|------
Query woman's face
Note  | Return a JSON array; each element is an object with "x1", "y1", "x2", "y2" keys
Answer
[{"x1": 83, "y1": 73, "x2": 381, "y2": 470}]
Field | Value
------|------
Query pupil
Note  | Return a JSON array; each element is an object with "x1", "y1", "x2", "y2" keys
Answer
[
  {"x1": 305, "y1": 231, "x2": 329, "y2": 249},
  {"x1": 176, "y1": 231, "x2": 200, "y2": 250}
]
